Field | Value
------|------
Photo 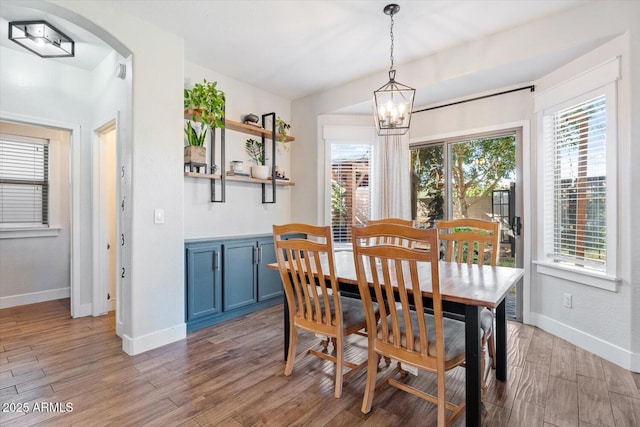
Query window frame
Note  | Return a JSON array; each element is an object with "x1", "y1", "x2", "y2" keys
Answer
[
  {"x1": 322, "y1": 125, "x2": 376, "y2": 247},
  {"x1": 534, "y1": 58, "x2": 620, "y2": 291},
  {"x1": 0, "y1": 123, "x2": 62, "y2": 239}
]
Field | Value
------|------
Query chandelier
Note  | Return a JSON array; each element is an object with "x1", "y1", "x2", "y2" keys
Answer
[{"x1": 373, "y1": 4, "x2": 415, "y2": 136}]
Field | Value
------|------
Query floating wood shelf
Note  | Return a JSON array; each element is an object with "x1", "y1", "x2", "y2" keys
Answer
[
  {"x1": 184, "y1": 109, "x2": 295, "y2": 142},
  {"x1": 184, "y1": 109, "x2": 293, "y2": 203},
  {"x1": 184, "y1": 171, "x2": 295, "y2": 187}
]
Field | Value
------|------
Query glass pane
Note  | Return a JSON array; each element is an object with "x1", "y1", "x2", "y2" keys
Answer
[
  {"x1": 411, "y1": 145, "x2": 443, "y2": 228},
  {"x1": 552, "y1": 95, "x2": 606, "y2": 269},
  {"x1": 330, "y1": 144, "x2": 372, "y2": 243},
  {"x1": 449, "y1": 136, "x2": 516, "y2": 221}
]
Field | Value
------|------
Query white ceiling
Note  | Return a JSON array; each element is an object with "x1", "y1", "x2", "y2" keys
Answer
[
  {"x1": 116, "y1": 0, "x2": 585, "y2": 101},
  {"x1": 1, "y1": 0, "x2": 590, "y2": 111}
]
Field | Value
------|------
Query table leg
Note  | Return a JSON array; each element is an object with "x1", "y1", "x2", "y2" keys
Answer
[
  {"x1": 465, "y1": 305, "x2": 481, "y2": 427},
  {"x1": 496, "y1": 299, "x2": 507, "y2": 381}
]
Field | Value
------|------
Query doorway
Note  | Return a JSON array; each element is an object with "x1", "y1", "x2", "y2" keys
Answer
[
  {"x1": 410, "y1": 129, "x2": 524, "y2": 320},
  {"x1": 95, "y1": 120, "x2": 118, "y2": 318}
]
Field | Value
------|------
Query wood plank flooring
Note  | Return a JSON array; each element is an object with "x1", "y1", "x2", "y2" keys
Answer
[{"x1": 1, "y1": 299, "x2": 639, "y2": 426}]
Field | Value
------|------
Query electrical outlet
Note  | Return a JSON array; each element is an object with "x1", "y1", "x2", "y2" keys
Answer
[{"x1": 563, "y1": 293, "x2": 572, "y2": 308}]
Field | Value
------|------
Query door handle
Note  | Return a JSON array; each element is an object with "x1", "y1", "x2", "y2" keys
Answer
[
  {"x1": 511, "y1": 216, "x2": 522, "y2": 236},
  {"x1": 214, "y1": 251, "x2": 220, "y2": 270}
]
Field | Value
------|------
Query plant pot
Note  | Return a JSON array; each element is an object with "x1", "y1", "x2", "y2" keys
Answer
[
  {"x1": 184, "y1": 145, "x2": 206, "y2": 165},
  {"x1": 251, "y1": 165, "x2": 269, "y2": 180}
]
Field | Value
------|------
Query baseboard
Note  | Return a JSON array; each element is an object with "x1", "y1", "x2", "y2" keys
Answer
[
  {"x1": 631, "y1": 350, "x2": 640, "y2": 373},
  {"x1": 121, "y1": 322, "x2": 186, "y2": 355},
  {"x1": 530, "y1": 313, "x2": 639, "y2": 372},
  {"x1": 0, "y1": 287, "x2": 70, "y2": 309},
  {"x1": 107, "y1": 299, "x2": 116, "y2": 312}
]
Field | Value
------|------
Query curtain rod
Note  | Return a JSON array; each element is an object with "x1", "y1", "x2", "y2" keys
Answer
[{"x1": 412, "y1": 85, "x2": 535, "y2": 114}]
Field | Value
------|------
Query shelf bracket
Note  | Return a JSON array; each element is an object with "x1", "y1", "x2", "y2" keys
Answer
[
  {"x1": 210, "y1": 102, "x2": 226, "y2": 203},
  {"x1": 261, "y1": 112, "x2": 276, "y2": 204}
]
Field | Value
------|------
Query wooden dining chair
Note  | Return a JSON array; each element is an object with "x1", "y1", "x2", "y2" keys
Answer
[
  {"x1": 367, "y1": 218, "x2": 414, "y2": 246},
  {"x1": 435, "y1": 218, "x2": 500, "y2": 394},
  {"x1": 272, "y1": 223, "x2": 370, "y2": 398},
  {"x1": 352, "y1": 224, "x2": 466, "y2": 426}
]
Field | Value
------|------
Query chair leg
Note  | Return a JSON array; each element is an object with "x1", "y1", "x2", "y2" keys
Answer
[
  {"x1": 320, "y1": 337, "x2": 329, "y2": 353},
  {"x1": 284, "y1": 325, "x2": 298, "y2": 376},
  {"x1": 334, "y1": 334, "x2": 343, "y2": 398},
  {"x1": 436, "y1": 369, "x2": 446, "y2": 427},
  {"x1": 481, "y1": 343, "x2": 487, "y2": 399},
  {"x1": 361, "y1": 342, "x2": 378, "y2": 414},
  {"x1": 488, "y1": 333, "x2": 496, "y2": 369}
]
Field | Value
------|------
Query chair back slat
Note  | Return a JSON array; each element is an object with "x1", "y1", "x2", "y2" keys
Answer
[
  {"x1": 274, "y1": 224, "x2": 342, "y2": 331},
  {"x1": 436, "y1": 219, "x2": 500, "y2": 267},
  {"x1": 352, "y1": 224, "x2": 442, "y2": 367}
]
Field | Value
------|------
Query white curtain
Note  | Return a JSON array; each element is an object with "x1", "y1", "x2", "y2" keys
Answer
[{"x1": 374, "y1": 133, "x2": 410, "y2": 219}]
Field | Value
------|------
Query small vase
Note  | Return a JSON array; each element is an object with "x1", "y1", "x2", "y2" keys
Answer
[{"x1": 251, "y1": 165, "x2": 269, "y2": 180}]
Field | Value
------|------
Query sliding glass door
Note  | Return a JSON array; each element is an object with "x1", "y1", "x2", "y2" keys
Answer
[{"x1": 411, "y1": 131, "x2": 522, "y2": 320}]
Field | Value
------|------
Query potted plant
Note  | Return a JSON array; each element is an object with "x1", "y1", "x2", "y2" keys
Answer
[
  {"x1": 184, "y1": 123, "x2": 207, "y2": 165},
  {"x1": 276, "y1": 116, "x2": 291, "y2": 144},
  {"x1": 245, "y1": 138, "x2": 269, "y2": 179},
  {"x1": 184, "y1": 79, "x2": 225, "y2": 129},
  {"x1": 184, "y1": 79, "x2": 225, "y2": 168}
]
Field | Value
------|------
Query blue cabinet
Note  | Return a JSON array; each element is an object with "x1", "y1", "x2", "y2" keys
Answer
[
  {"x1": 223, "y1": 240, "x2": 258, "y2": 311},
  {"x1": 185, "y1": 234, "x2": 283, "y2": 333},
  {"x1": 257, "y1": 238, "x2": 283, "y2": 301},
  {"x1": 186, "y1": 244, "x2": 222, "y2": 322}
]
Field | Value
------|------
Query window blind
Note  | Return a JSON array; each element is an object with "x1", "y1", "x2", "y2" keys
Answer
[
  {"x1": 330, "y1": 144, "x2": 372, "y2": 243},
  {"x1": 547, "y1": 95, "x2": 606, "y2": 270},
  {"x1": 0, "y1": 135, "x2": 49, "y2": 225}
]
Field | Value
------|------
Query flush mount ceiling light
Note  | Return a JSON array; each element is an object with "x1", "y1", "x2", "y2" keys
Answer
[
  {"x1": 8, "y1": 21, "x2": 75, "y2": 58},
  {"x1": 373, "y1": 4, "x2": 415, "y2": 136}
]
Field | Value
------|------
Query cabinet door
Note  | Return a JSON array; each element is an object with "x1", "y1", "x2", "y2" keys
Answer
[
  {"x1": 257, "y1": 238, "x2": 283, "y2": 301},
  {"x1": 186, "y1": 245, "x2": 222, "y2": 321},
  {"x1": 223, "y1": 240, "x2": 257, "y2": 311}
]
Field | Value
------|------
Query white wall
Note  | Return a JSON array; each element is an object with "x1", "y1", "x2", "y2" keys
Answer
[
  {"x1": 183, "y1": 61, "x2": 292, "y2": 239},
  {"x1": 0, "y1": 46, "x2": 90, "y2": 308},
  {"x1": 52, "y1": 0, "x2": 186, "y2": 354},
  {"x1": 292, "y1": 1, "x2": 640, "y2": 370}
]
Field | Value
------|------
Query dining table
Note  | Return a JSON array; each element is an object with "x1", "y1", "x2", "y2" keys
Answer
[{"x1": 268, "y1": 249, "x2": 524, "y2": 426}]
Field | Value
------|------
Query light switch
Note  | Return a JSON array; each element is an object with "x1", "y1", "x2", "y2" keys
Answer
[{"x1": 154, "y1": 208, "x2": 165, "y2": 224}]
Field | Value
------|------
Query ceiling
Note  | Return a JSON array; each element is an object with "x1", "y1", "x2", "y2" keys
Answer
[{"x1": 1, "y1": 0, "x2": 590, "y2": 111}]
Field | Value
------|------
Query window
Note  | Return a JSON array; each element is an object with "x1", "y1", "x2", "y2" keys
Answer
[
  {"x1": 0, "y1": 134, "x2": 49, "y2": 226},
  {"x1": 330, "y1": 143, "x2": 373, "y2": 244},
  {"x1": 545, "y1": 95, "x2": 606, "y2": 270},
  {"x1": 535, "y1": 58, "x2": 619, "y2": 288}
]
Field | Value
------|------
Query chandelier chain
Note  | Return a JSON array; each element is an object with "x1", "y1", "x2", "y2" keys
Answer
[{"x1": 389, "y1": 13, "x2": 395, "y2": 71}]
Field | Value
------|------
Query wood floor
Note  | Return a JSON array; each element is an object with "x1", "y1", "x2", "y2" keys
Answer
[{"x1": 1, "y1": 299, "x2": 639, "y2": 426}]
